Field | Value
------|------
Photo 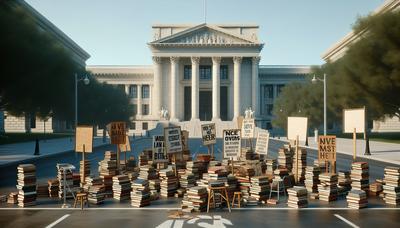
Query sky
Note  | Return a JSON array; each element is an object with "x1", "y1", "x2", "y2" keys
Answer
[{"x1": 26, "y1": 0, "x2": 385, "y2": 66}]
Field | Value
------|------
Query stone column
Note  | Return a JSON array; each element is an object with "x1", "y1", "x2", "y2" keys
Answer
[
  {"x1": 125, "y1": 84, "x2": 129, "y2": 95},
  {"x1": 137, "y1": 84, "x2": 142, "y2": 116},
  {"x1": 152, "y1": 56, "x2": 162, "y2": 119},
  {"x1": 233, "y1": 56, "x2": 242, "y2": 119},
  {"x1": 191, "y1": 57, "x2": 200, "y2": 120},
  {"x1": 252, "y1": 56, "x2": 261, "y2": 117},
  {"x1": 170, "y1": 56, "x2": 180, "y2": 121},
  {"x1": 212, "y1": 56, "x2": 221, "y2": 121}
]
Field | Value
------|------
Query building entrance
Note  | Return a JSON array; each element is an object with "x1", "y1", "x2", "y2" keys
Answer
[{"x1": 199, "y1": 91, "x2": 212, "y2": 121}]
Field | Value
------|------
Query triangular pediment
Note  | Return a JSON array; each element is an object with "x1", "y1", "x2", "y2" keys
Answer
[{"x1": 151, "y1": 24, "x2": 258, "y2": 45}]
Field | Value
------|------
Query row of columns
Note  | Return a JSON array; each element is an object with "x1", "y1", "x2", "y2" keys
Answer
[
  {"x1": 125, "y1": 84, "x2": 143, "y2": 116},
  {"x1": 152, "y1": 56, "x2": 261, "y2": 121}
]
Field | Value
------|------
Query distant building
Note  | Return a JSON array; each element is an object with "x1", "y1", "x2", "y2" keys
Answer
[
  {"x1": 1, "y1": 0, "x2": 90, "y2": 133},
  {"x1": 321, "y1": 0, "x2": 400, "y2": 132}
]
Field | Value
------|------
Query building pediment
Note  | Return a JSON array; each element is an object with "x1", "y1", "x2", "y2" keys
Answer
[{"x1": 150, "y1": 24, "x2": 261, "y2": 46}]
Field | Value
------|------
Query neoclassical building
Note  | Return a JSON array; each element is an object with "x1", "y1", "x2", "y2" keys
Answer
[{"x1": 89, "y1": 24, "x2": 310, "y2": 135}]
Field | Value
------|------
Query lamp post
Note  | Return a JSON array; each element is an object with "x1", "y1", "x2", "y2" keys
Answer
[
  {"x1": 75, "y1": 73, "x2": 90, "y2": 129},
  {"x1": 312, "y1": 73, "x2": 327, "y2": 136}
]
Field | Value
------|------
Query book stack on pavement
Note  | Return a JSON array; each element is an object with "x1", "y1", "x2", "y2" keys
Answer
[
  {"x1": 181, "y1": 186, "x2": 208, "y2": 212},
  {"x1": 85, "y1": 176, "x2": 105, "y2": 205},
  {"x1": 318, "y1": 173, "x2": 338, "y2": 202},
  {"x1": 112, "y1": 175, "x2": 132, "y2": 201},
  {"x1": 138, "y1": 152, "x2": 149, "y2": 166},
  {"x1": 351, "y1": 162, "x2": 369, "y2": 193},
  {"x1": 17, "y1": 164, "x2": 37, "y2": 207},
  {"x1": 36, "y1": 183, "x2": 49, "y2": 198},
  {"x1": 79, "y1": 160, "x2": 90, "y2": 185},
  {"x1": 160, "y1": 168, "x2": 178, "y2": 197},
  {"x1": 7, "y1": 192, "x2": 18, "y2": 204},
  {"x1": 383, "y1": 166, "x2": 400, "y2": 206},
  {"x1": 208, "y1": 166, "x2": 228, "y2": 183},
  {"x1": 186, "y1": 161, "x2": 201, "y2": 180},
  {"x1": 292, "y1": 148, "x2": 307, "y2": 184},
  {"x1": 278, "y1": 147, "x2": 293, "y2": 172},
  {"x1": 47, "y1": 179, "x2": 59, "y2": 198},
  {"x1": 237, "y1": 176, "x2": 251, "y2": 200},
  {"x1": 179, "y1": 171, "x2": 196, "y2": 189},
  {"x1": 304, "y1": 166, "x2": 320, "y2": 194},
  {"x1": 98, "y1": 151, "x2": 117, "y2": 176},
  {"x1": 369, "y1": 182, "x2": 383, "y2": 196},
  {"x1": 139, "y1": 165, "x2": 158, "y2": 180},
  {"x1": 347, "y1": 189, "x2": 368, "y2": 209},
  {"x1": 287, "y1": 186, "x2": 308, "y2": 208},
  {"x1": 250, "y1": 176, "x2": 269, "y2": 202},
  {"x1": 131, "y1": 179, "x2": 151, "y2": 207},
  {"x1": 338, "y1": 171, "x2": 352, "y2": 196},
  {"x1": 226, "y1": 174, "x2": 238, "y2": 198},
  {"x1": 265, "y1": 159, "x2": 277, "y2": 175},
  {"x1": 0, "y1": 195, "x2": 6, "y2": 203}
]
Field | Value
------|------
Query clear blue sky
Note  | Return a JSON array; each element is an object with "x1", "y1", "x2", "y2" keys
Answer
[{"x1": 26, "y1": 0, "x2": 384, "y2": 66}]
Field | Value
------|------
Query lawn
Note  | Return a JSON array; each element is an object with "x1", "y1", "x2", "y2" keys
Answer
[
  {"x1": 0, "y1": 133, "x2": 73, "y2": 145},
  {"x1": 337, "y1": 132, "x2": 400, "y2": 144}
]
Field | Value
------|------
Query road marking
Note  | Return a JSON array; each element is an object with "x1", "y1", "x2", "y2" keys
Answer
[
  {"x1": 334, "y1": 214, "x2": 359, "y2": 228},
  {"x1": 45, "y1": 214, "x2": 70, "y2": 228}
]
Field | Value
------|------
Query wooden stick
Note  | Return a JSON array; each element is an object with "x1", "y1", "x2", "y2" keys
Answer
[
  {"x1": 231, "y1": 157, "x2": 234, "y2": 174},
  {"x1": 295, "y1": 135, "x2": 299, "y2": 184},
  {"x1": 124, "y1": 145, "x2": 127, "y2": 171},
  {"x1": 353, "y1": 128, "x2": 356, "y2": 160},
  {"x1": 81, "y1": 144, "x2": 85, "y2": 186},
  {"x1": 116, "y1": 145, "x2": 120, "y2": 174}
]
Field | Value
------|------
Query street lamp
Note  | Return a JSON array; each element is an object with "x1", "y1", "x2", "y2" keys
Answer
[
  {"x1": 312, "y1": 73, "x2": 327, "y2": 136},
  {"x1": 75, "y1": 73, "x2": 90, "y2": 129}
]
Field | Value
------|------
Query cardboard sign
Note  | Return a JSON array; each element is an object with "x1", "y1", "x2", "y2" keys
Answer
[
  {"x1": 255, "y1": 130, "x2": 270, "y2": 155},
  {"x1": 164, "y1": 127, "x2": 183, "y2": 154},
  {"x1": 118, "y1": 135, "x2": 131, "y2": 152},
  {"x1": 343, "y1": 108, "x2": 365, "y2": 133},
  {"x1": 75, "y1": 125, "x2": 93, "y2": 153},
  {"x1": 201, "y1": 123, "x2": 216, "y2": 146},
  {"x1": 237, "y1": 116, "x2": 244, "y2": 129},
  {"x1": 223, "y1": 129, "x2": 241, "y2": 159},
  {"x1": 109, "y1": 122, "x2": 126, "y2": 145},
  {"x1": 153, "y1": 135, "x2": 168, "y2": 162},
  {"x1": 287, "y1": 117, "x2": 308, "y2": 142},
  {"x1": 181, "y1": 130, "x2": 189, "y2": 150},
  {"x1": 318, "y1": 135, "x2": 336, "y2": 162},
  {"x1": 241, "y1": 119, "x2": 255, "y2": 139}
]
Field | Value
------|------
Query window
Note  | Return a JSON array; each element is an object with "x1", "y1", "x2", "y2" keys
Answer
[
  {"x1": 30, "y1": 114, "x2": 36, "y2": 128},
  {"x1": 132, "y1": 104, "x2": 137, "y2": 115},
  {"x1": 142, "y1": 85, "x2": 150, "y2": 99},
  {"x1": 142, "y1": 122, "x2": 148, "y2": 130},
  {"x1": 131, "y1": 122, "x2": 136, "y2": 130},
  {"x1": 129, "y1": 85, "x2": 137, "y2": 98},
  {"x1": 142, "y1": 104, "x2": 149, "y2": 115},
  {"x1": 264, "y1": 85, "x2": 274, "y2": 100},
  {"x1": 199, "y1": 66, "x2": 211, "y2": 80},
  {"x1": 220, "y1": 65, "x2": 228, "y2": 80},
  {"x1": 184, "y1": 65, "x2": 191, "y2": 80}
]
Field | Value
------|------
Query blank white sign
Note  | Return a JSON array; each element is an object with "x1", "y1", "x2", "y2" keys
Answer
[
  {"x1": 343, "y1": 108, "x2": 365, "y2": 133},
  {"x1": 287, "y1": 117, "x2": 308, "y2": 142}
]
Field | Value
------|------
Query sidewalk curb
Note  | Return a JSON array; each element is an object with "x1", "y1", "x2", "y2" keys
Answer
[{"x1": 271, "y1": 138, "x2": 400, "y2": 166}]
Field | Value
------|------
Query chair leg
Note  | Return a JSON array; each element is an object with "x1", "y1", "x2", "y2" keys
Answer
[
  {"x1": 238, "y1": 194, "x2": 241, "y2": 208},
  {"x1": 207, "y1": 191, "x2": 211, "y2": 213},
  {"x1": 81, "y1": 198, "x2": 84, "y2": 210},
  {"x1": 225, "y1": 189, "x2": 231, "y2": 212},
  {"x1": 73, "y1": 197, "x2": 77, "y2": 208},
  {"x1": 277, "y1": 182, "x2": 280, "y2": 202},
  {"x1": 231, "y1": 194, "x2": 236, "y2": 208}
]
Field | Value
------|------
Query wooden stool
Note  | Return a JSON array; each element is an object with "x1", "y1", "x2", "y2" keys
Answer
[
  {"x1": 231, "y1": 191, "x2": 242, "y2": 208},
  {"x1": 73, "y1": 192, "x2": 89, "y2": 210},
  {"x1": 207, "y1": 186, "x2": 231, "y2": 213}
]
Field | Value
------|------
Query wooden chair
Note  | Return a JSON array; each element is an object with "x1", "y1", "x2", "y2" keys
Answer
[
  {"x1": 207, "y1": 186, "x2": 231, "y2": 213},
  {"x1": 231, "y1": 191, "x2": 242, "y2": 208},
  {"x1": 73, "y1": 192, "x2": 89, "y2": 210}
]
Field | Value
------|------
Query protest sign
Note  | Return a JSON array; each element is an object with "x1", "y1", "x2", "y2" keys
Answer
[{"x1": 223, "y1": 129, "x2": 241, "y2": 159}]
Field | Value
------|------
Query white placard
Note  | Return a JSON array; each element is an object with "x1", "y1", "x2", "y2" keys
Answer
[
  {"x1": 343, "y1": 108, "x2": 365, "y2": 133},
  {"x1": 164, "y1": 127, "x2": 183, "y2": 154},
  {"x1": 152, "y1": 135, "x2": 168, "y2": 163},
  {"x1": 287, "y1": 117, "x2": 308, "y2": 142},
  {"x1": 223, "y1": 129, "x2": 241, "y2": 159},
  {"x1": 241, "y1": 119, "x2": 255, "y2": 139},
  {"x1": 255, "y1": 130, "x2": 270, "y2": 155},
  {"x1": 201, "y1": 123, "x2": 217, "y2": 146}
]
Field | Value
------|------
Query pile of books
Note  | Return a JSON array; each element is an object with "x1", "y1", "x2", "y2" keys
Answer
[
  {"x1": 17, "y1": 164, "x2": 37, "y2": 207},
  {"x1": 287, "y1": 186, "x2": 308, "y2": 208},
  {"x1": 131, "y1": 179, "x2": 151, "y2": 207},
  {"x1": 179, "y1": 172, "x2": 196, "y2": 189},
  {"x1": 186, "y1": 161, "x2": 201, "y2": 179},
  {"x1": 351, "y1": 162, "x2": 369, "y2": 193},
  {"x1": 278, "y1": 148, "x2": 292, "y2": 171},
  {"x1": 181, "y1": 186, "x2": 208, "y2": 212},
  {"x1": 318, "y1": 173, "x2": 338, "y2": 202},
  {"x1": 383, "y1": 166, "x2": 400, "y2": 205},
  {"x1": 208, "y1": 166, "x2": 228, "y2": 183},
  {"x1": 139, "y1": 165, "x2": 158, "y2": 180},
  {"x1": 138, "y1": 152, "x2": 149, "y2": 166},
  {"x1": 265, "y1": 159, "x2": 277, "y2": 175},
  {"x1": 36, "y1": 183, "x2": 49, "y2": 198},
  {"x1": 160, "y1": 169, "x2": 178, "y2": 197},
  {"x1": 98, "y1": 151, "x2": 117, "y2": 176},
  {"x1": 57, "y1": 164, "x2": 74, "y2": 199},
  {"x1": 47, "y1": 179, "x2": 59, "y2": 197},
  {"x1": 85, "y1": 176, "x2": 105, "y2": 204},
  {"x1": 304, "y1": 166, "x2": 320, "y2": 194},
  {"x1": 112, "y1": 175, "x2": 132, "y2": 201},
  {"x1": 7, "y1": 192, "x2": 18, "y2": 204},
  {"x1": 242, "y1": 147, "x2": 258, "y2": 160},
  {"x1": 0, "y1": 195, "x2": 6, "y2": 203},
  {"x1": 196, "y1": 155, "x2": 211, "y2": 178},
  {"x1": 292, "y1": 148, "x2": 307, "y2": 184},
  {"x1": 149, "y1": 179, "x2": 161, "y2": 200},
  {"x1": 250, "y1": 176, "x2": 269, "y2": 201},
  {"x1": 83, "y1": 176, "x2": 103, "y2": 191},
  {"x1": 338, "y1": 171, "x2": 352, "y2": 196},
  {"x1": 369, "y1": 182, "x2": 383, "y2": 196},
  {"x1": 79, "y1": 160, "x2": 90, "y2": 185},
  {"x1": 347, "y1": 189, "x2": 368, "y2": 209},
  {"x1": 237, "y1": 177, "x2": 251, "y2": 199},
  {"x1": 226, "y1": 174, "x2": 238, "y2": 197}
]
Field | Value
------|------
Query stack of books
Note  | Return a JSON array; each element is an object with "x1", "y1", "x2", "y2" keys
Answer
[
  {"x1": 226, "y1": 174, "x2": 238, "y2": 198},
  {"x1": 278, "y1": 148, "x2": 292, "y2": 171},
  {"x1": 98, "y1": 151, "x2": 117, "y2": 176},
  {"x1": 369, "y1": 182, "x2": 383, "y2": 196},
  {"x1": 139, "y1": 165, "x2": 158, "y2": 180},
  {"x1": 338, "y1": 171, "x2": 352, "y2": 196},
  {"x1": 179, "y1": 172, "x2": 196, "y2": 189},
  {"x1": 181, "y1": 186, "x2": 208, "y2": 212},
  {"x1": 131, "y1": 179, "x2": 151, "y2": 207},
  {"x1": 351, "y1": 162, "x2": 369, "y2": 193},
  {"x1": 292, "y1": 148, "x2": 307, "y2": 184},
  {"x1": 383, "y1": 166, "x2": 400, "y2": 205},
  {"x1": 208, "y1": 166, "x2": 228, "y2": 183},
  {"x1": 57, "y1": 165, "x2": 74, "y2": 199},
  {"x1": 7, "y1": 192, "x2": 18, "y2": 204},
  {"x1": 347, "y1": 189, "x2": 368, "y2": 209},
  {"x1": 17, "y1": 164, "x2": 37, "y2": 207},
  {"x1": 149, "y1": 179, "x2": 161, "y2": 200},
  {"x1": 36, "y1": 183, "x2": 49, "y2": 198},
  {"x1": 304, "y1": 166, "x2": 320, "y2": 194},
  {"x1": 237, "y1": 176, "x2": 251, "y2": 199},
  {"x1": 241, "y1": 147, "x2": 258, "y2": 160},
  {"x1": 138, "y1": 152, "x2": 149, "y2": 166},
  {"x1": 318, "y1": 173, "x2": 338, "y2": 202},
  {"x1": 265, "y1": 159, "x2": 277, "y2": 175},
  {"x1": 196, "y1": 155, "x2": 211, "y2": 178},
  {"x1": 85, "y1": 176, "x2": 105, "y2": 204},
  {"x1": 287, "y1": 186, "x2": 308, "y2": 208},
  {"x1": 47, "y1": 179, "x2": 59, "y2": 197},
  {"x1": 186, "y1": 161, "x2": 201, "y2": 180},
  {"x1": 0, "y1": 195, "x2": 6, "y2": 203},
  {"x1": 112, "y1": 175, "x2": 132, "y2": 201},
  {"x1": 250, "y1": 176, "x2": 269, "y2": 201},
  {"x1": 79, "y1": 160, "x2": 90, "y2": 185},
  {"x1": 160, "y1": 169, "x2": 178, "y2": 197},
  {"x1": 83, "y1": 176, "x2": 103, "y2": 191}
]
